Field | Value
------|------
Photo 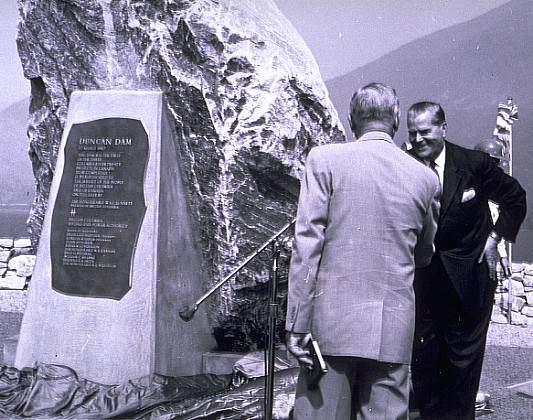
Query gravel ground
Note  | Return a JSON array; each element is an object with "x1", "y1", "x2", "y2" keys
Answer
[
  {"x1": 479, "y1": 345, "x2": 533, "y2": 419},
  {"x1": 478, "y1": 317, "x2": 533, "y2": 420}
]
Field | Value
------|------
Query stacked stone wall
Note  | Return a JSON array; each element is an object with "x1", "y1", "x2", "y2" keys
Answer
[
  {"x1": 493, "y1": 262, "x2": 533, "y2": 326},
  {"x1": 0, "y1": 238, "x2": 35, "y2": 293}
]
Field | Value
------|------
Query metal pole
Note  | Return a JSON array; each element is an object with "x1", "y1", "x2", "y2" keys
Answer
[
  {"x1": 179, "y1": 218, "x2": 296, "y2": 321},
  {"x1": 506, "y1": 97, "x2": 514, "y2": 324},
  {"x1": 264, "y1": 241, "x2": 281, "y2": 420}
]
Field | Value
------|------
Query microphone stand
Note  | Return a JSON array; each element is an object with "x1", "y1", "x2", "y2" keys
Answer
[
  {"x1": 179, "y1": 217, "x2": 296, "y2": 322},
  {"x1": 264, "y1": 240, "x2": 281, "y2": 420},
  {"x1": 179, "y1": 217, "x2": 296, "y2": 419}
]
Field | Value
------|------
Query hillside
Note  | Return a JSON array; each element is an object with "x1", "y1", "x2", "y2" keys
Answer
[{"x1": 325, "y1": 0, "x2": 533, "y2": 261}]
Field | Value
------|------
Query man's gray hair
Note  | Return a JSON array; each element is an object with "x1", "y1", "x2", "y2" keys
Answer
[{"x1": 349, "y1": 82, "x2": 400, "y2": 130}]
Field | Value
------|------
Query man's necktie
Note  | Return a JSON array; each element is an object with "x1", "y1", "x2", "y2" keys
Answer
[{"x1": 430, "y1": 161, "x2": 442, "y2": 190}]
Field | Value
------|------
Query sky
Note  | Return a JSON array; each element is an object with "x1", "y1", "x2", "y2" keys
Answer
[
  {"x1": 274, "y1": 0, "x2": 512, "y2": 80},
  {"x1": 1, "y1": 1, "x2": 29, "y2": 110},
  {"x1": 0, "y1": 0, "x2": 512, "y2": 111}
]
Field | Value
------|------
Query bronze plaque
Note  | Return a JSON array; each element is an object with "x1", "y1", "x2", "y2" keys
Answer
[{"x1": 51, "y1": 118, "x2": 149, "y2": 300}]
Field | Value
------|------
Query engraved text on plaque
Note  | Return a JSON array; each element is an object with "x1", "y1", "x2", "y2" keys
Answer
[{"x1": 51, "y1": 118, "x2": 149, "y2": 300}]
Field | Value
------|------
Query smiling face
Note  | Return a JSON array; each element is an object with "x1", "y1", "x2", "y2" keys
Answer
[{"x1": 407, "y1": 110, "x2": 446, "y2": 162}]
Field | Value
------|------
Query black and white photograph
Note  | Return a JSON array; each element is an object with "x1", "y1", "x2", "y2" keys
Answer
[{"x1": 0, "y1": 1, "x2": 532, "y2": 418}]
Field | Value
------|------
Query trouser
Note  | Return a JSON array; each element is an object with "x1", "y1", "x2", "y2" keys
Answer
[
  {"x1": 292, "y1": 356, "x2": 409, "y2": 420},
  {"x1": 411, "y1": 260, "x2": 493, "y2": 420}
]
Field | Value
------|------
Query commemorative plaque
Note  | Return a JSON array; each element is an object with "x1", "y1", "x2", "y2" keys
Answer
[
  {"x1": 50, "y1": 118, "x2": 148, "y2": 300},
  {"x1": 15, "y1": 91, "x2": 215, "y2": 384}
]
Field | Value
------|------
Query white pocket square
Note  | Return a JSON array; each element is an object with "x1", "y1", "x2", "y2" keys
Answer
[{"x1": 461, "y1": 188, "x2": 476, "y2": 202}]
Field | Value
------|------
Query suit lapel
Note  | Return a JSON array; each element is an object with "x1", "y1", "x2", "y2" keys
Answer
[{"x1": 406, "y1": 144, "x2": 463, "y2": 220}]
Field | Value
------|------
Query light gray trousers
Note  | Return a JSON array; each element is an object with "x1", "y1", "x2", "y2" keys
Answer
[{"x1": 293, "y1": 356, "x2": 409, "y2": 420}]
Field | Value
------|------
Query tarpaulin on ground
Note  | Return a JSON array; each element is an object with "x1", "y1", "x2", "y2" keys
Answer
[
  {"x1": 128, "y1": 367, "x2": 298, "y2": 420},
  {"x1": 1, "y1": 359, "x2": 506, "y2": 419},
  {"x1": 0, "y1": 357, "x2": 298, "y2": 419}
]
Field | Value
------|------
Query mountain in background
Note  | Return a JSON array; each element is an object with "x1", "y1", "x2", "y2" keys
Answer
[
  {"x1": 325, "y1": 0, "x2": 533, "y2": 261},
  {"x1": 0, "y1": 98, "x2": 34, "y2": 207},
  {"x1": 1, "y1": 0, "x2": 532, "y2": 257}
]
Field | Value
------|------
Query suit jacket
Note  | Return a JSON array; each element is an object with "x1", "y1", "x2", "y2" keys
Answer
[
  {"x1": 285, "y1": 132, "x2": 440, "y2": 364},
  {"x1": 410, "y1": 141, "x2": 527, "y2": 309}
]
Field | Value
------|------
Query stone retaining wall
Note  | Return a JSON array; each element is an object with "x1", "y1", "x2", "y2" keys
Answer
[
  {"x1": 0, "y1": 238, "x2": 34, "y2": 295},
  {"x1": 492, "y1": 262, "x2": 533, "y2": 326}
]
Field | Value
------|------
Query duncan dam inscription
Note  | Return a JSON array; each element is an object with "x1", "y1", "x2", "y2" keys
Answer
[{"x1": 51, "y1": 118, "x2": 149, "y2": 300}]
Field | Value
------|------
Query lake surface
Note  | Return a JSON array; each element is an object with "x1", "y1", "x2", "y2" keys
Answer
[{"x1": 0, "y1": 205, "x2": 31, "y2": 238}]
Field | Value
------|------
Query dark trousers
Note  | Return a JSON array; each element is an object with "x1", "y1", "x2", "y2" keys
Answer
[{"x1": 411, "y1": 257, "x2": 493, "y2": 420}]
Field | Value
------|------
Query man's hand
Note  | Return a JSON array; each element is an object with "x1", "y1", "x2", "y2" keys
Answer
[
  {"x1": 500, "y1": 256, "x2": 512, "y2": 278},
  {"x1": 286, "y1": 332, "x2": 313, "y2": 370},
  {"x1": 478, "y1": 234, "x2": 500, "y2": 282}
]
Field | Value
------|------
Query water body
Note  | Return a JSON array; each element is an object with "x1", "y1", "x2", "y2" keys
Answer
[{"x1": 0, "y1": 205, "x2": 31, "y2": 238}]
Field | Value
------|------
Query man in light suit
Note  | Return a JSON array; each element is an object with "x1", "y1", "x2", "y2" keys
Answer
[
  {"x1": 285, "y1": 83, "x2": 441, "y2": 419},
  {"x1": 406, "y1": 101, "x2": 527, "y2": 419}
]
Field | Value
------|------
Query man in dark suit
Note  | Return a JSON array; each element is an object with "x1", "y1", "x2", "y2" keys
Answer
[{"x1": 406, "y1": 101, "x2": 527, "y2": 419}]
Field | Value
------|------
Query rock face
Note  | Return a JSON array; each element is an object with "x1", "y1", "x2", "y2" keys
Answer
[{"x1": 17, "y1": 0, "x2": 344, "y2": 323}]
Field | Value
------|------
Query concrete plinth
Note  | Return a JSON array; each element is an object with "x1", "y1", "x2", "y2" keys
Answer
[{"x1": 15, "y1": 91, "x2": 215, "y2": 384}]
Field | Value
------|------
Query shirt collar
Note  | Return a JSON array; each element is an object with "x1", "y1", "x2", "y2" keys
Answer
[
  {"x1": 355, "y1": 131, "x2": 394, "y2": 144},
  {"x1": 429, "y1": 143, "x2": 446, "y2": 168}
]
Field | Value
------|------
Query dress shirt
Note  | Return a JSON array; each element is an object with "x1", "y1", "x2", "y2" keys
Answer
[
  {"x1": 489, "y1": 201, "x2": 508, "y2": 258},
  {"x1": 426, "y1": 145, "x2": 446, "y2": 189}
]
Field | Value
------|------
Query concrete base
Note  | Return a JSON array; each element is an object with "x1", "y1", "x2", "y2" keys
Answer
[
  {"x1": 3, "y1": 334, "x2": 18, "y2": 367},
  {"x1": 202, "y1": 351, "x2": 245, "y2": 375}
]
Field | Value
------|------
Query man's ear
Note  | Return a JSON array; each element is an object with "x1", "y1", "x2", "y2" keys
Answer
[
  {"x1": 393, "y1": 112, "x2": 400, "y2": 132},
  {"x1": 441, "y1": 121, "x2": 447, "y2": 138},
  {"x1": 348, "y1": 113, "x2": 355, "y2": 133}
]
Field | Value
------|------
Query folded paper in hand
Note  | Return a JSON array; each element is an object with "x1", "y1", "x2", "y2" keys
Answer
[{"x1": 305, "y1": 338, "x2": 328, "y2": 389}]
